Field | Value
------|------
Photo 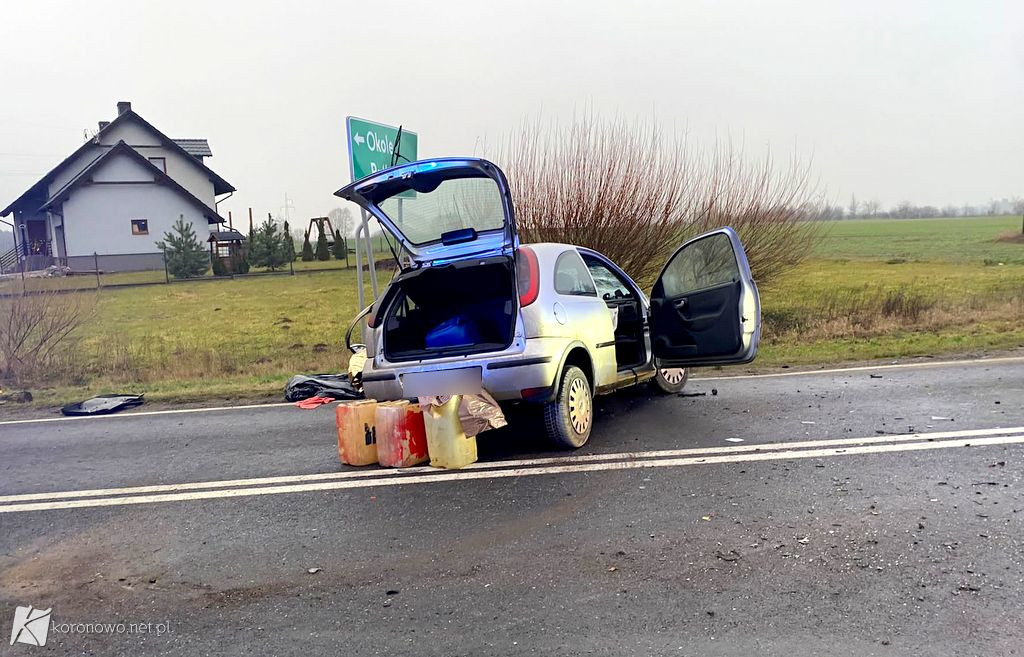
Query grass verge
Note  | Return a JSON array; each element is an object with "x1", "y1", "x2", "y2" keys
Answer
[{"x1": 2, "y1": 222, "x2": 1022, "y2": 412}]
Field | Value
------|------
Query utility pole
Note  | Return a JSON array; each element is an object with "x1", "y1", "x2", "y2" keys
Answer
[{"x1": 281, "y1": 193, "x2": 295, "y2": 225}]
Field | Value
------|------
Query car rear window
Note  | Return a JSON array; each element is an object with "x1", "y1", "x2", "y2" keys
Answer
[
  {"x1": 377, "y1": 176, "x2": 505, "y2": 246},
  {"x1": 553, "y1": 250, "x2": 597, "y2": 296}
]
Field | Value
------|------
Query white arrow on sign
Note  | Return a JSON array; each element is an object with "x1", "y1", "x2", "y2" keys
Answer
[{"x1": 353, "y1": 133, "x2": 365, "y2": 145}]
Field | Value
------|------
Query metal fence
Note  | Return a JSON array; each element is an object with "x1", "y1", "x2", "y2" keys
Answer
[{"x1": 0, "y1": 248, "x2": 394, "y2": 296}]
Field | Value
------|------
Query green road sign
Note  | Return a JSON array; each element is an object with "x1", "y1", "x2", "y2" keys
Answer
[{"x1": 346, "y1": 116, "x2": 418, "y2": 182}]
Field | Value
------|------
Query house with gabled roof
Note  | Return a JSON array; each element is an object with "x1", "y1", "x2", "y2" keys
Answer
[{"x1": 1, "y1": 101, "x2": 235, "y2": 272}]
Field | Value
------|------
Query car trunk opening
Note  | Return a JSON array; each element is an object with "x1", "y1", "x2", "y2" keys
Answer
[{"x1": 382, "y1": 257, "x2": 518, "y2": 361}]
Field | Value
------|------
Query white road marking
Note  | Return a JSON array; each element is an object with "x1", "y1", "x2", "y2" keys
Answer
[
  {"x1": 0, "y1": 355, "x2": 1019, "y2": 428},
  {"x1": 2, "y1": 430, "x2": 1022, "y2": 514},
  {"x1": 3, "y1": 426, "x2": 1019, "y2": 505},
  {"x1": 695, "y1": 355, "x2": 1024, "y2": 381},
  {"x1": 0, "y1": 402, "x2": 295, "y2": 426}
]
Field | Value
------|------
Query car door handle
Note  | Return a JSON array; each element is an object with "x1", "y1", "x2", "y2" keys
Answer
[
  {"x1": 673, "y1": 298, "x2": 687, "y2": 309},
  {"x1": 681, "y1": 311, "x2": 719, "y2": 323}
]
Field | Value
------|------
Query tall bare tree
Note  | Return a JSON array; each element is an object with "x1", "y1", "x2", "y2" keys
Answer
[
  {"x1": 329, "y1": 207, "x2": 356, "y2": 236},
  {"x1": 494, "y1": 114, "x2": 823, "y2": 287}
]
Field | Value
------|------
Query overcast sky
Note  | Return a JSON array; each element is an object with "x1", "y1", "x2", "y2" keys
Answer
[{"x1": 1, "y1": 0, "x2": 1021, "y2": 227}]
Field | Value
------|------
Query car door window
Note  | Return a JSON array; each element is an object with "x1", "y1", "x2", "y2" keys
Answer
[
  {"x1": 553, "y1": 250, "x2": 598, "y2": 297},
  {"x1": 660, "y1": 232, "x2": 739, "y2": 297},
  {"x1": 582, "y1": 256, "x2": 634, "y2": 300}
]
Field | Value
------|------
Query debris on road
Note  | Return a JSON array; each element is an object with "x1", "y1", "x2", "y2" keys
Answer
[
  {"x1": 295, "y1": 396, "x2": 335, "y2": 409},
  {"x1": 307, "y1": 567, "x2": 320, "y2": 574},
  {"x1": 284, "y1": 373, "x2": 362, "y2": 402},
  {"x1": 869, "y1": 374, "x2": 883, "y2": 379},
  {"x1": 715, "y1": 550, "x2": 741, "y2": 562},
  {"x1": 679, "y1": 392, "x2": 706, "y2": 397},
  {"x1": 725, "y1": 438, "x2": 744, "y2": 443},
  {"x1": 61, "y1": 394, "x2": 144, "y2": 416},
  {"x1": 930, "y1": 416, "x2": 954, "y2": 421}
]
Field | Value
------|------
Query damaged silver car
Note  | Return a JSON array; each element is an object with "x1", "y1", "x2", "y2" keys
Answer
[{"x1": 337, "y1": 158, "x2": 761, "y2": 448}]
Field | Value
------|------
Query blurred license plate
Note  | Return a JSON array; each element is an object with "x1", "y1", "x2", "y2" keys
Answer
[{"x1": 401, "y1": 367, "x2": 483, "y2": 397}]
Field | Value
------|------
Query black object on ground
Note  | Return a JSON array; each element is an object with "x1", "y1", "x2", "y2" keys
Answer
[
  {"x1": 679, "y1": 392, "x2": 707, "y2": 398},
  {"x1": 61, "y1": 394, "x2": 145, "y2": 416},
  {"x1": 284, "y1": 373, "x2": 363, "y2": 402}
]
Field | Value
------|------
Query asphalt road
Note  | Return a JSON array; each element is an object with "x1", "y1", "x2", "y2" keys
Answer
[{"x1": 1, "y1": 356, "x2": 1022, "y2": 656}]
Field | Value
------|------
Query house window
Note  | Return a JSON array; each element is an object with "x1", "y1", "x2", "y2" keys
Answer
[
  {"x1": 217, "y1": 245, "x2": 231, "y2": 257},
  {"x1": 148, "y1": 157, "x2": 166, "y2": 173},
  {"x1": 131, "y1": 219, "x2": 149, "y2": 235}
]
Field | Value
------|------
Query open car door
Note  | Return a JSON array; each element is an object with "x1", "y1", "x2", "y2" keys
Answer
[{"x1": 649, "y1": 227, "x2": 761, "y2": 367}]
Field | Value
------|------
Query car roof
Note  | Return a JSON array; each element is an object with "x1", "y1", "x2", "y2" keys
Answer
[{"x1": 521, "y1": 242, "x2": 580, "y2": 259}]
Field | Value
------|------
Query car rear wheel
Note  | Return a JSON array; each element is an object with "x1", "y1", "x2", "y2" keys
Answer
[
  {"x1": 543, "y1": 365, "x2": 593, "y2": 449},
  {"x1": 651, "y1": 365, "x2": 689, "y2": 394}
]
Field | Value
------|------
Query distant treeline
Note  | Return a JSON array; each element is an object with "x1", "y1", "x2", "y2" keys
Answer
[{"x1": 815, "y1": 197, "x2": 1024, "y2": 220}]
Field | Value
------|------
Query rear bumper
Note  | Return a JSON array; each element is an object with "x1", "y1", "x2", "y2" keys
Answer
[{"x1": 361, "y1": 337, "x2": 570, "y2": 402}]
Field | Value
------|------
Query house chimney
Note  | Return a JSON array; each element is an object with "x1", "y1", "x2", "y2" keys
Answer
[
  {"x1": 98, "y1": 121, "x2": 110, "y2": 131},
  {"x1": 116, "y1": 101, "x2": 131, "y2": 115}
]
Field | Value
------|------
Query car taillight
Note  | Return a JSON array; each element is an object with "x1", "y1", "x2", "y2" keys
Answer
[{"x1": 517, "y1": 246, "x2": 540, "y2": 307}]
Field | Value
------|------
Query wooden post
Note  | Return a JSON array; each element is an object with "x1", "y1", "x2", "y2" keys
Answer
[
  {"x1": 93, "y1": 252, "x2": 101, "y2": 289},
  {"x1": 163, "y1": 251, "x2": 169, "y2": 284}
]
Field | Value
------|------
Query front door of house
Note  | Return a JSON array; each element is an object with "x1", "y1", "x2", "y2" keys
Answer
[{"x1": 25, "y1": 220, "x2": 48, "y2": 254}]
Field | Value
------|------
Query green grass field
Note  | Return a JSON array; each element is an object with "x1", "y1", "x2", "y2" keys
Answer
[
  {"x1": 3, "y1": 215, "x2": 1022, "y2": 409},
  {"x1": 814, "y1": 215, "x2": 1024, "y2": 264}
]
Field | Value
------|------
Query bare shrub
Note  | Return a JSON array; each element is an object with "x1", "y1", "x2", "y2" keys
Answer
[
  {"x1": 0, "y1": 290, "x2": 95, "y2": 386},
  {"x1": 494, "y1": 114, "x2": 823, "y2": 287},
  {"x1": 880, "y1": 288, "x2": 936, "y2": 322},
  {"x1": 994, "y1": 231, "x2": 1024, "y2": 244}
]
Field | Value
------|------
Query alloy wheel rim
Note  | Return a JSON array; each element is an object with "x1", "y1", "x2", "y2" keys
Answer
[{"x1": 567, "y1": 377, "x2": 591, "y2": 435}]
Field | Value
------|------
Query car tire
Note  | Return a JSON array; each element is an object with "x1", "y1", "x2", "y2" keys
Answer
[
  {"x1": 651, "y1": 366, "x2": 689, "y2": 394},
  {"x1": 543, "y1": 365, "x2": 593, "y2": 449}
]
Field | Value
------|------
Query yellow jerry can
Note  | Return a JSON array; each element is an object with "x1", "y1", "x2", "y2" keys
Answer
[
  {"x1": 335, "y1": 399, "x2": 379, "y2": 466},
  {"x1": 422, "y1": 395, "x2": 478, "y2": 469}
]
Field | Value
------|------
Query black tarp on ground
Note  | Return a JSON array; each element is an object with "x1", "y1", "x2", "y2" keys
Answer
[
  {"x1": 61, "y1": 394, "x2": 145, "y2": 416},
  {"x1": 284, "y1": 374, "x2": 363, "y2": 402}
]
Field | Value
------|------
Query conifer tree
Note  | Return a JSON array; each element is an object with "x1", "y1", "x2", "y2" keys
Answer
[{"x1": 156, "y1": 215, "x2": 208, "y2": 278}]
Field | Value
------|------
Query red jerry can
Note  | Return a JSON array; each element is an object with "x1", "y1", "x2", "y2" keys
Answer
[
  {"x1": 375, "y1": 401, "x2": 429, "y2": 468},
  {"x1": 335, "y1": 400, "x2": 378, "y2": 466}
]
